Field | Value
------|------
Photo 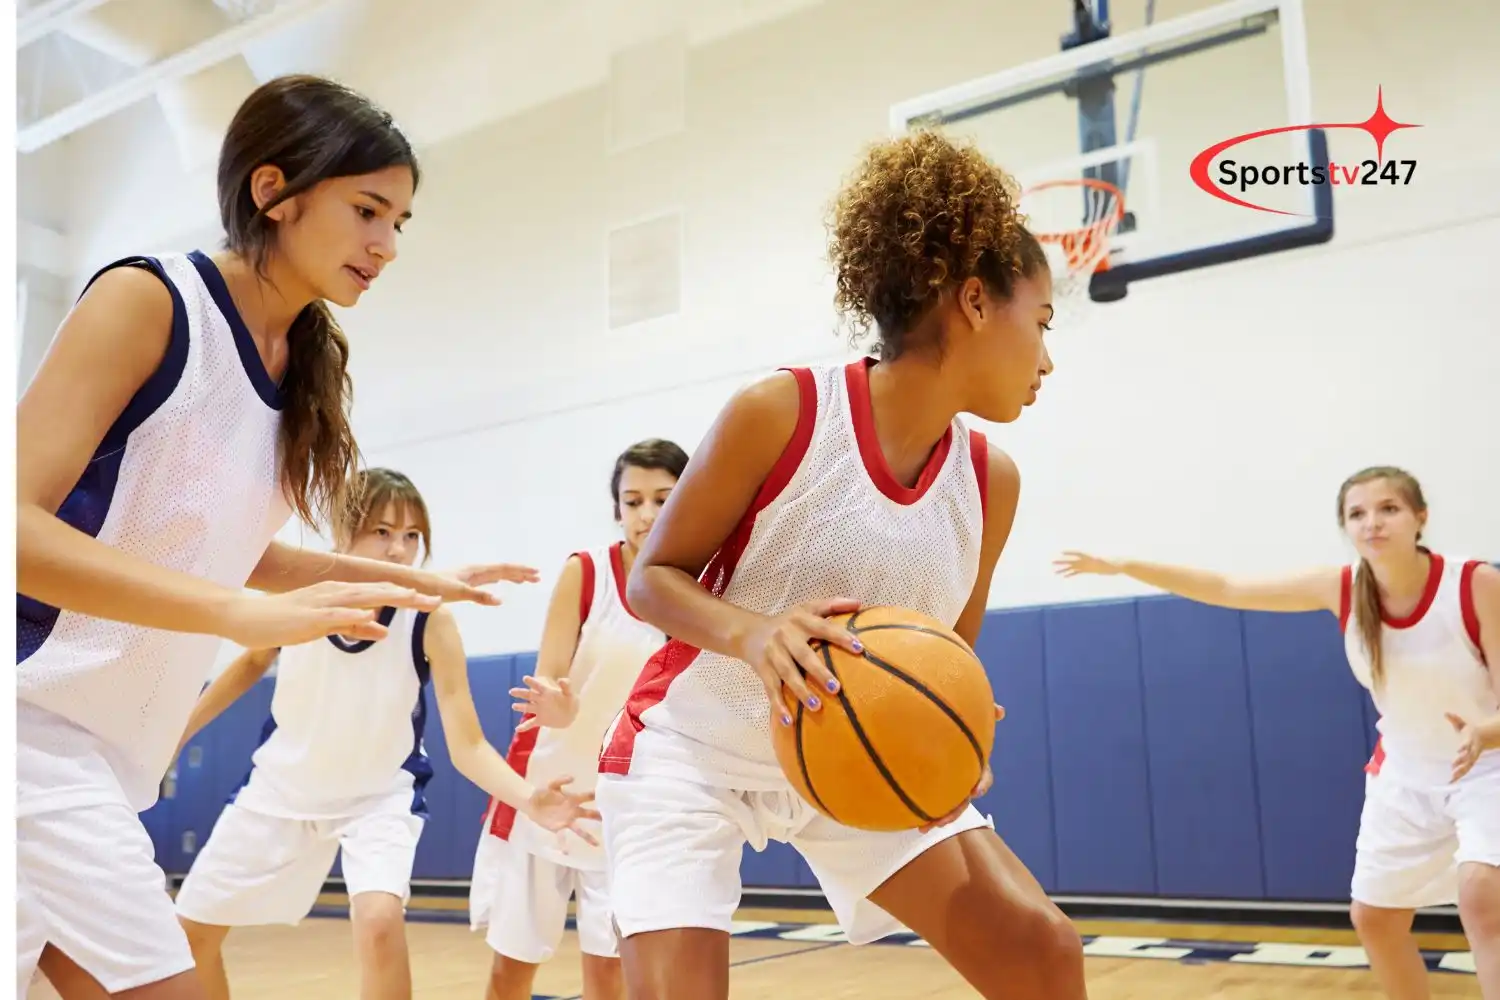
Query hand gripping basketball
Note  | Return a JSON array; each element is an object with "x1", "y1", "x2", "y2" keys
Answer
[
  {"x1": 766, "y1": 606, "x2": 1006, "y2": 831},
  {"x1": 742, "y1": 597, "x2": 865, "y2": 727}
]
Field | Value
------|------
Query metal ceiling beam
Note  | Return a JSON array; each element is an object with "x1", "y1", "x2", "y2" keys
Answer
[
  {"x1": 16, "y1": 0, "x2": 334, "y2": 153},
  {"x1": 18, "y1": 220, "x2": 73, "y2": 278},
  {"x1": 17, "y1": 0, "x2": 117, "y2": 48}
]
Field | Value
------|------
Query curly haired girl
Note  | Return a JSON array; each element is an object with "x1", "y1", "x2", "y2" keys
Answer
[{"x1": 591, "y1": 129, "x2": 1080, "y2": 1000}]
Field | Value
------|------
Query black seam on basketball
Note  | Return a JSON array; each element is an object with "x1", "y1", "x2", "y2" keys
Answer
[
  {"x1": 831, "y1": 650, "x2": 936, "y2": 825},
  {"x1": 859, "y1": 648, "x2": 986, "y2": 769},
  {"x1": 846, "y1": 607, "x2": 868, "y2": 631},
  {"x1": 794, "y1": 687, "x2": 835, "y2": 820},
  {"x1": 848, "y1": 623, "x2": 977, "y2": 661}
]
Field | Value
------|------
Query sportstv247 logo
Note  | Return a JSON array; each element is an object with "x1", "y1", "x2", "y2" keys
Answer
[{"x1": 1191, "y1": 88, "x2": 1419, "y2": 215}]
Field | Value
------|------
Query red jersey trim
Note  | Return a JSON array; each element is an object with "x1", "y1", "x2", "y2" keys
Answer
[
  {"x1": 1339, "y1": 566, "x2": 1352, "y2": 633},
  {"x1": 1343, "y1": 554, "x2": 1445, "y2": 632},
  {"x1": 576, "y1": 551, "x2": 596, "y2": 625},
  {"x1": 845, "y1": 358, "x2": 953, "y2": 505},
  {"x1": 1381, "y1": 553, "x2": 1443, "y2": 629},
  {"x1": 609, "y1": 540, "x2": 644, "y2": 622},
  {"x1": 1460, "y1": 560, "x2": 1487, "y2": 665},
  {"x1": 968, "y1": 429, "x2": 989, "y2": 519},
  {"x1": 485, "y1": 723, "x2": 540, "y2": 839},
  {"x1": 599, "y1": 366, "x2": 818, "y2": 776},
  {"x1": 486, "y1": 549, "x2": 595, "y2": 836}
]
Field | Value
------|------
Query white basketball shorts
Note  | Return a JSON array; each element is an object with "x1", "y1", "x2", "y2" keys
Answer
[
  {"x1": 1351, "y1": 756, "x2": 1500, "y2": 909},
  {"x1": 174, "y1": 793, "x2": 424, "y2": 927},
  {"x1": 469, "y1": 833, "x2": 616, "y2": 962},
  {"x1": 596, "y1": 770, "x2": 993, "y2": 944},
  {"x1": 17, "y1": 801, "x2": 193, "y2": 995}
]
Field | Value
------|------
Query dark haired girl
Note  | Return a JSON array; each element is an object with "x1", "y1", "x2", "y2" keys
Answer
[
  {"x1": 16, "y1": 76, "x2": 534, "y2": 998},
  {"x1": 475, "y1": 439, "x2": 691, "y2": 1000},
  {"x1": 1057, "y1": 466, "x2": 1500, "y2": 999},
  {"x1": 591, "y1": 131, "x2": 1080, "y2": 1000}
]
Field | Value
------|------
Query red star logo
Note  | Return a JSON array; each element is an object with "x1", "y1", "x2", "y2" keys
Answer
[
  {"x1": 1190, "y1": 88, "x2": 1423, "y2": 214},
  {"x1": 1356, "y1": 87, "x2": 1421, "y2": 162}
]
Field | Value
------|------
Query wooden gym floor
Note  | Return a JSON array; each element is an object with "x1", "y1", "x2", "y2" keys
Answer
[{"x1": 27, "y1": 895, "x2": 1479, "y2": 999}]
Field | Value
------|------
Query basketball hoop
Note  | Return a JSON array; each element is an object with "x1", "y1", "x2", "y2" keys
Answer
[{"x1": 1019, "y1": 177, "x2": 1125, "y2": 313}]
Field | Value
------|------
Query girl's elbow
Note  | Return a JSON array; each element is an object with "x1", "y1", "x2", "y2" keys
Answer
[
  {"x1": 445, "y1": 741, "x2": 474, "y2": 777},
  {"x1": 625, "y1": 564, "x2": 659, "y2": 615}
]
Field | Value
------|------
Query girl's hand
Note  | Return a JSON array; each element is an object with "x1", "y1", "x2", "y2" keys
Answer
[
  {"x1": 448, "y1": 563, "x2": 542, "y2": 587},
  {"x1": 217, "y1": 582, "x2": 440, "y2": 648},
  {"x1": 739, "y1": 598, "x2": 863, "y2": 727},
  {"x1": 401, "y1": 566, "x2": 537, "y2": 607},
  {"x1": 512, "y1": 676, "x2": 578, "y2": 733},
  {"x1": 919, "y1": 703, "x2": 1006, "y2": 832},
  {"x1": 525, "y1": 777, "x2": 602, "y2": 843},
  {"x1": 1053, "y1": 551, "x2": 1123, "y2": 577},
  {"x1": 1448, "y1": 712, "x2": 1486, "y2": 782}
]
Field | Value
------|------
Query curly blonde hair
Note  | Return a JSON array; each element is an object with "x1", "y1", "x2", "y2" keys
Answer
[{"x1": 827, "y1": 129, "x2": 1047, "y2": 358}]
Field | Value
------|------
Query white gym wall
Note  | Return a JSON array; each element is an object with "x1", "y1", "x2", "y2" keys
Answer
[{"x1": 16, "y1": 0, "x2": 1498, "y2": 658}]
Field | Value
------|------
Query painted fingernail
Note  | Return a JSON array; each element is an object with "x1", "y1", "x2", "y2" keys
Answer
[
  {"x1": 807, "y1": 695, "x2": 821, "y2": 710},
  {"x1": 851, "y1": 639, "x2": 864, "y2": 652},
  {"x1": 781, "y1": 713, "x2": 793, "y2": 726},
  {"x1": 826, "y1": 679, "x2": 840, "y2": 693}
]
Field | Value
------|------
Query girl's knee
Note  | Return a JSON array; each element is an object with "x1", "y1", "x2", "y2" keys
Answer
[
  {"x1": 488, "y1": 952, "x2": 538, "y2": 980},
  {"x1": 351, "y1": 896, "x2": 408, "y2": 955},
  {"x1": 1025, "y1": 904, "x2": 1085, "y2": 973},
  {"x1": 178, "y1": 918, "x2": 228, "y2": 955},
  {"x1": 1350, "y1": 900, "x2": 1413, "y2": 939},
  {"x1": 1459, "y1": 863, "x2": 1500, "y2": 940}
]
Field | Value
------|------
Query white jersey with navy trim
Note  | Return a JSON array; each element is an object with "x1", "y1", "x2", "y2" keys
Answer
[
  {"x1": 16, "y1": 250, "x2": 290, "y2": 816},
  {"x1": 600, "y1": 358, "x2": 990, "y2": 790},
  {"x1": 1343, "y1": 553, "x2": 1498, "y2": 785},
  {"x1": 231, "y1": 607, "x2": 435, "y2": 821}
]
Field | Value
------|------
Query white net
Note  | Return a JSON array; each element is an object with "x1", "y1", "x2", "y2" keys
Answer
[{"x1": 1019, "y1": 178, "x2": 1124, "y2": 323}]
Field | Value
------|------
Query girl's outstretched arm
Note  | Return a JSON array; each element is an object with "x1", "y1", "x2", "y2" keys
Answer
[
  {"x1": 1055, "y1": 551, "x2": 1342, "y2": 615},
  {"x1": 425, "y1": 606, "x2": 600, "y2": 839}
]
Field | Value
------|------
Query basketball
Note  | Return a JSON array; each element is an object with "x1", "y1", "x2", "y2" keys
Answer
[{"x1": 770, "y1": 605, "x2": 997, "y2": 832}]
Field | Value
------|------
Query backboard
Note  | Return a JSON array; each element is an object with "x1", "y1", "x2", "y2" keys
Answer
[{"x1": 888, "y1": 0, "x2": 1333, "y2": 303}]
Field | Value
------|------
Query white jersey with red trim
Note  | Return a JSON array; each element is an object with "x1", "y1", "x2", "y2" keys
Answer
[
  {"x1": 482, "y1": 542, "x2": 664, "y2": 869},
  {"x1": 600, "y1": 359, "x2": 990, "y2": 790},
  {"x1": 1343, "y1": 553, "x2": 1497, "y2": 785}
]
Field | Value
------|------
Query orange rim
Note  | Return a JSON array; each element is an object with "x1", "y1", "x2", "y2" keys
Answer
[{"x1": 1021, "y1": 177, "x2": 1125, "y2": 274}]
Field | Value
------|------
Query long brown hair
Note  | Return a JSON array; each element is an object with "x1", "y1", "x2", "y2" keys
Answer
[
  {"x1": 217, "y1": 74, "x2": 419, "y2": 535},
  {"x1": 1336, "y1": 466, "x2": 1428, "y2": 689},
  {"x1": 336, "y1": 468, "x2": 432, "y2": 563}
]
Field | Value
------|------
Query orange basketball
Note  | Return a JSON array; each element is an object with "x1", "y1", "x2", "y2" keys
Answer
[{"x1": 770, "y1": 605, "x2": 996, "y2": 832}]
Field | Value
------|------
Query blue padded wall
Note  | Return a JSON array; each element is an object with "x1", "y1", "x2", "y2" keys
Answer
[
  {"x1": 155, "y1": 591, "x2": 1389, "y2": 905},
  {"x1": 1045, "y1": 601, "x2": 1158, "y2": 896},
  {"x1": 1242, "y1": 609, "x2": 1371, "y2": 901},
  {"x1": 1136, "y1": 599, "x2": 1264, "y2": 899},
  {"x1": 973, "y1": 607, "x2": 1056, "y2": 891}
]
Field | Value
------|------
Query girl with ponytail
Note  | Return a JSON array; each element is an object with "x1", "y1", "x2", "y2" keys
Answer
[
  {"x1": 16, "y1": 75, "x2": 532, "y2": 998},
  {"x1": 1056, "y1": 466, "x2": 1500, "y2": 999}
]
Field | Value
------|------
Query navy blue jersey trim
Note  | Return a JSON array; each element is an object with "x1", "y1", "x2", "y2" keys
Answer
[
  {"x1": 186, "y1": 250, "x2": 284, "y2": 411},
  {"x1": 326, "y1": 605, "x2": 399, "y2": 653},
  {"x1": 17, "y1": 255, "x2": 190, "y2": 664},
  {"x1": 404, "y1": 610, "x2": 433, "y2": 816},
  {"x1": 411, "y1": 610, "x2": 432, "y2": 685}
]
